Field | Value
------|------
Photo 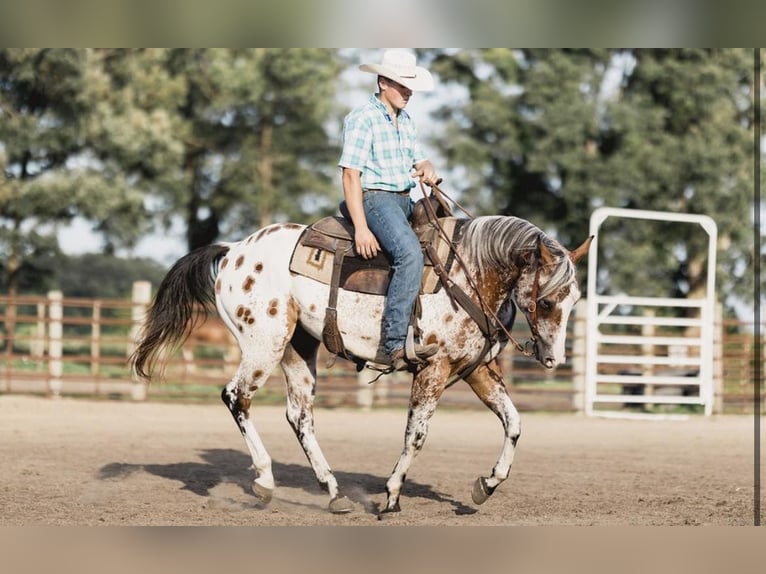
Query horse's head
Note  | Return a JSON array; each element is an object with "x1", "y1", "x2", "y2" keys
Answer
[{"x1": 513, "y1": 235, "x2": 592, "y2": 369}]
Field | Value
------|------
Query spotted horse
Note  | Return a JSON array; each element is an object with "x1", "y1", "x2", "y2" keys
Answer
[{"x1": 131, "y1": 215, "x2": 592, "y2": 517}]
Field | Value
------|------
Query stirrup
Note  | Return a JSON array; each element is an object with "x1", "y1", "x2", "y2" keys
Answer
[{"x1": 404, "y1": 326, "x2": 438, "y2": 364}]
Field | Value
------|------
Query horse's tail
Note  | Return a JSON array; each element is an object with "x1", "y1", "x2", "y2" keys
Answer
[{"x1": 130, "y1": 243, "x2": 231, "y2": 380}]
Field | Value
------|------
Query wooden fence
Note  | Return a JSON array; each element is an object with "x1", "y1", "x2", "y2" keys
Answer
[{"x1": 1, "y1": 284, "x2": 763, "y2": 413}]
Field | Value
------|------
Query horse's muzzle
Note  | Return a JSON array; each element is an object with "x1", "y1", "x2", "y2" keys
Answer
[{"x1": 527, "y1": 339, "x2": 556, "y2": 369}]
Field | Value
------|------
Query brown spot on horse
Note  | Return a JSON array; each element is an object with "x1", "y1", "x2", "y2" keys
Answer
[
  {"x1": 235, "y1": 255, "x2": 245, "y2": 270},
  {"x1": 243, "y1": 276, "x2": 255, "y2": 292}
]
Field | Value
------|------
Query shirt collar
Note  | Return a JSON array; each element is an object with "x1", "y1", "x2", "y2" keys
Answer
[{"x1": 370, "y1": 94, "x2": 409, "y2": 121}]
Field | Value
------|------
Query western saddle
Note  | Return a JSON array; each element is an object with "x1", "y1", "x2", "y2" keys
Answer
[{"x1": 288, "y1": 195, "x2": 465, "y2": 365}]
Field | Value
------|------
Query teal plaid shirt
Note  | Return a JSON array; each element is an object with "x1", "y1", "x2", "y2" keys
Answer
[{"x1": 339, "y1": 94, "x2": 426, "y2": 192}]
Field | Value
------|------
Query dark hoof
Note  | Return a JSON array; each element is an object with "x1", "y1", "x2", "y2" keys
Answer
[
  {"x1": 328, "y1": 495, "x2": 354, "y2": 514},
  {"x1": 252, "y1": 481, "x2": 273, "y2": 504},
  {"x1": 377, "y1": 502, "x2": 401, "y2": 520},
  {"x1": 471, "y1": 477, "x2": 492, "y2": 505}
]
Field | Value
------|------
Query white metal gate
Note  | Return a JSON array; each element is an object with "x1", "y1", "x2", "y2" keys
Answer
[{"x1": 585, "y1": 207, "x2": 718, "y2": 417}]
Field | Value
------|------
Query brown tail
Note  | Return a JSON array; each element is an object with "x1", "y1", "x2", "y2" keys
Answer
[{"x1": 130, "y1": 243, "x2": 230, "y2": 380}]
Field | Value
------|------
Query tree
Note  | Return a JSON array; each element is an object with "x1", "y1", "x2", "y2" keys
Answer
[
  {"x1": 423, "y1": 49, "x2": 755, "y2": 313},
  {"x1": 57, "y1": 254, "x2": 167, "y2": 298},
  {"x1": 0, "y1": 49, "x2": 150, "y2": 296},
  {"x1": 127, "y1": 48, "x2": 345, "y2": 250},
  {"x1": 2, "y1": 49, "x2": 346, "y2": 298},
  {"x1": 425, "y1": 49, "x2": 611, "y2": 245},
  {"x1": 602, "y1": 49, "x2": 754, "y2": 308}
]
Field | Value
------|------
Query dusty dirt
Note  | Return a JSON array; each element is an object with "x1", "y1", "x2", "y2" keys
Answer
[{"x1": 0, "y1": 395, "x2": 758, "y2": 525}]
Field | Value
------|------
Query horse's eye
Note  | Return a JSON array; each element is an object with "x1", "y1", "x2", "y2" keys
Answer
[{"x1": 540, "y1": 299, "x2": 553, "y2": 311}]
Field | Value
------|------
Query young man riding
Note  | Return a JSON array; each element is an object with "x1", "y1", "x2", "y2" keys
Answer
[{"x1": 338, "y1": 49, "x2": 440, "y2": 369}]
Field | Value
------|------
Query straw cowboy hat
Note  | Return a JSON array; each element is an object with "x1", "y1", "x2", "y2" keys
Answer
[{"x1": 359, "y1": 49, "x2": 434, "y2": 92}]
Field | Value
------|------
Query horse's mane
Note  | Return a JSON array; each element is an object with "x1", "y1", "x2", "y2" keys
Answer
[{"x1": 460, "y1": 215, "x2": 576, "y2": 299}]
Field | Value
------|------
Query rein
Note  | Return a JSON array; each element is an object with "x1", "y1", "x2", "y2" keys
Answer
[{"x1": 419, "y1": 182, "x2": 540, "y2": 365}]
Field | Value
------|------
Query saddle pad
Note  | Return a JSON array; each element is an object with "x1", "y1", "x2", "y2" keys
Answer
[{"x1": 289, "y1": 216, "x2": 464, "y2": 296}]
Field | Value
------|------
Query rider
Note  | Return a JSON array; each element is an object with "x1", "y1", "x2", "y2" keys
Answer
[{"x1": 338, "y1": 49, "x2": 440, "y2": 369}]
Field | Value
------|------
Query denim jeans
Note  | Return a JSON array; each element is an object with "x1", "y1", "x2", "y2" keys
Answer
[{"x1": 356, "y1": 190, "x2": 423, "y2": 355}]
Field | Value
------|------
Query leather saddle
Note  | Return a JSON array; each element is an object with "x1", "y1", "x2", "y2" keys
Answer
[
  {"x1": 288, "y1": 196, "x2": 465, "y2": 359},
  {"x1": 289, "y1": 197, "x2": 464, "y2": 297}
]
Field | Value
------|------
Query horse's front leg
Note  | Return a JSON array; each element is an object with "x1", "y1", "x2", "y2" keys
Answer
[
  {"x1": 465, "y1": 359, "x2": 521, "y2": 504},
  {"x1": 380, "y1": 360, "x2": 449, "y2": 517}
]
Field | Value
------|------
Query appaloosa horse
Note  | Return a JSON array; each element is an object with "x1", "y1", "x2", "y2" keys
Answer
[{"x1": 131, "y1": 215, "x2": 591, "y2": 517}]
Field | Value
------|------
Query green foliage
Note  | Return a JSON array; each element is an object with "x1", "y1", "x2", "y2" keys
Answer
[
  {"x1": 0, "y1": 48, "x2": 759, "y2": 318},
  {"x1": 1, "y1": 48, "x2": 343, "y2": 295},
  {"x1": 424, "y1": 48, "x2": 756, "y2": 312},
  {"x1": 602, "y1": 49, "x2": 754, "y2": 304},
  {"x1": 57, "y1": 253, "x2": 167, "y2": 298}
]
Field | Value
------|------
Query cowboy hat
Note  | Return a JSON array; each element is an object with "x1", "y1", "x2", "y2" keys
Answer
[{"x1": 359, "y1": 49, "x2": 434, "y2": 92}]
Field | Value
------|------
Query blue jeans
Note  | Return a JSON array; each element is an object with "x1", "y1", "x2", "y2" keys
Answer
[{"x1": 345, "y1": 191, "x2": 423, "y2": 355}]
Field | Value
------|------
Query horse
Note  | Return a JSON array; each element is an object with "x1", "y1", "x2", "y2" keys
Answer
[{"x1": 131, "y1": 214, "x2": 592, "y2": 517}]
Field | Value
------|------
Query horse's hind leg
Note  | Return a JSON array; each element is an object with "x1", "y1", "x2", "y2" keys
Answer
[
  {"x1": 280, "y1": 325, "x2": 354, "y2": 514},
  {"x1": 221, "y1": 365, "x2": 277, "y2": 503},
  {"x1": 465, "y1": 360, "x2": 521, "y2": 504}
]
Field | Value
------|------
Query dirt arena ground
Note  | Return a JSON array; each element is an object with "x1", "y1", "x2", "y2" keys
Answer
[{"x1": 0, "y1": 395, "x2": 759, "y2": 526}]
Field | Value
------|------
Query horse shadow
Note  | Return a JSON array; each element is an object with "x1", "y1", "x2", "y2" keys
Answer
[{"x1": 98, "y1": 448, "x2": 477, "y2": 516}]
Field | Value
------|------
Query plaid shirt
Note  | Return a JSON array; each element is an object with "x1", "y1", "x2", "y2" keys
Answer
[{"x1": 339, "y1": 94, "x2": 427, "y2": 192}]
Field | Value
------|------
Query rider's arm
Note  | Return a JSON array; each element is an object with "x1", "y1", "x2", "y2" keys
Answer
[{"x1": 342, "y1": 167, "x2": 380, "y2": 260}]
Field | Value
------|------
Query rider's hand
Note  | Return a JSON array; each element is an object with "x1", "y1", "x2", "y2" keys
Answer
[
  {"x1": 413, "y1": 160, "x2": 439, "y2": 186},
  {"x1": 354, "y1": 226, "x2": 380, "y2": 260}
]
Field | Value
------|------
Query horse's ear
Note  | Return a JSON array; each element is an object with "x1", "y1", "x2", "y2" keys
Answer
[
  {"x1": 569, "y1": 235, "x2": 594, "y2": 264},
  {"x1": 537, "y1": 236, "x2": 556, "y2": 266}
]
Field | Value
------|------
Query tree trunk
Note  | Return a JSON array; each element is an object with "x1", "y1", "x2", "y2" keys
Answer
[
  {"x1": 4, "y1": 218, "x2": 20, "y2": 353},
  {"x1": 258, "y1": 123, "x2": 273, "y2": 229},
  {"x1": 185, "y1": 156, "x2": 219, "y2": 251}
]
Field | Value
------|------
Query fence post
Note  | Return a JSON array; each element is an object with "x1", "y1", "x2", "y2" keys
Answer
[
  {"x1": 712, "y1": 303, "x2": 724, "y2": 414},
  {"x1": 129, "y1": 281, "x2": 151, "y2": 401},
  {"x1": 642, "y1": 308, "x2": 656, "y2": 410},
  {"x1": 571, "y1": 300, "x2": 587, "y2": 413},
  {"x1": 91, "y1": 301, "x2": 101, "y2": 378},
  {"x1": 48, "y1": 290, "x2": 63, "y2": 398},
  {"x1": 356, "y1": 370, "x2": 374, "y2": 410},
  {"x1": 31, "y1": 302, "x2": 46, "y2": 368}
]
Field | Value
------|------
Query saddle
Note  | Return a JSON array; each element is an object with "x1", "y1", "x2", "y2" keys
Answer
[{"x1": 289, "y1": 196, "x2": 466, "y2": 360}]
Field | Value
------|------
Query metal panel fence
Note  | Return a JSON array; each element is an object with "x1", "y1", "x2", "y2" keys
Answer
[{"x1": 1, "y1": 287, "x2": 762, "y2": 413}]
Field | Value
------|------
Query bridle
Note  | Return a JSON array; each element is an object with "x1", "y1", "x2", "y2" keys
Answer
[
  {"x1": 419, "y1": 182, "x2": 544, "y2": 360},
  {"x1": 521, "y1": 261, "x2": 544, "y2": 348}
]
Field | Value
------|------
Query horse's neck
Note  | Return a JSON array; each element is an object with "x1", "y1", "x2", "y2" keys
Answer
[{"x1": 454, "y1": 252, "x2": 519, "y2": 312}]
